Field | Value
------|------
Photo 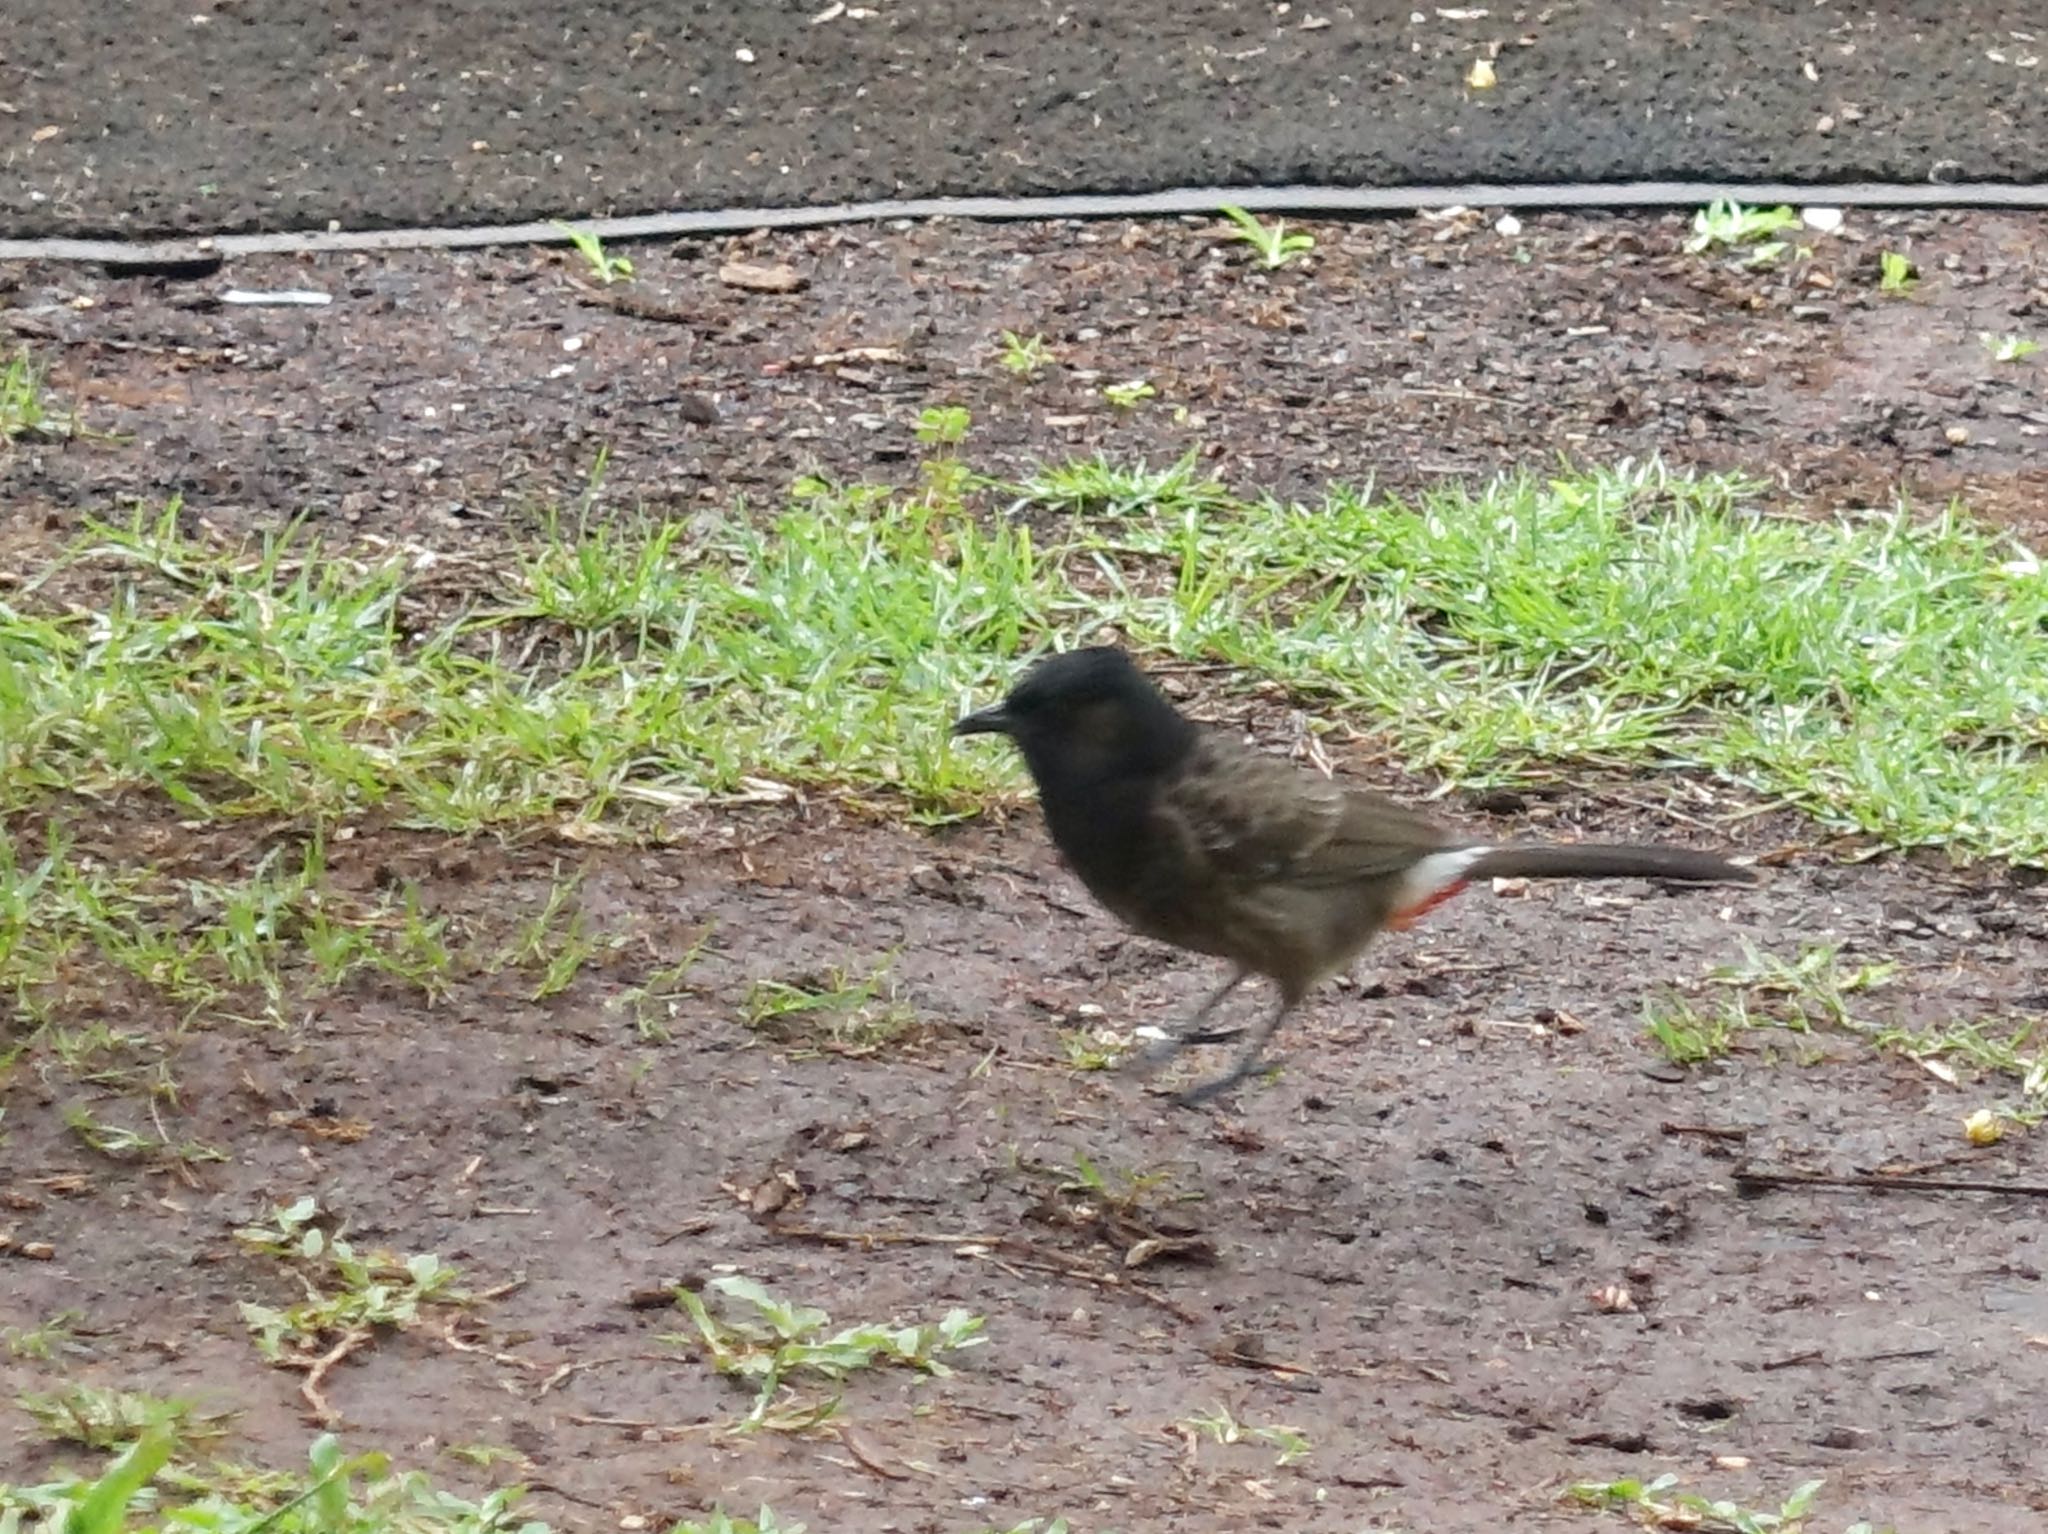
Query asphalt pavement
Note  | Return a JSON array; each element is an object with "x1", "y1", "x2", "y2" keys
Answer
[{"x1": 3, "y1": 2, "x2": 2043, "y2": 237}]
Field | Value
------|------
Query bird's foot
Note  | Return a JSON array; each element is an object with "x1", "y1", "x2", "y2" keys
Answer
[
  {"x1": 1128, "y1": 1026, "x2": 1244, "y2": 1077},
  {"x1": 1168, "y1": 1059, "x2": 1272, "y2": 1109}
]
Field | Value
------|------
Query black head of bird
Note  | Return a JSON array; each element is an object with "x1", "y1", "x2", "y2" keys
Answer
[{"x1": 951, "y1": 646, "x2": 1197, "y2": 794}]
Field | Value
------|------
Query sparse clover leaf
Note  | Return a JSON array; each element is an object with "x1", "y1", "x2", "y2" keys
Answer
[
  {"x1": 1780, "y1": 1478, "x2": 1824, "y2": 1517},
  {"x1": 710, "y1": 1274, "x2": 830, "y2": 1339},
  {"x1": 238, "y1": 1301, "x2": 295, "y2": 1362},
  {"x1": 672, "y1": 1275, "x2": 987, "y2": 1430},
  {"x1": 939, "y1": 1308, "x2": 987, "y2": 1349},
  {"x1": 667, "y1": 1505, "x2": 806, "y2": 1534}
]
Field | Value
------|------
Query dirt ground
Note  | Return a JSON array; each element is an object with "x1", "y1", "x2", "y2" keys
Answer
[
  {"x1": 5, "y1": 210, "x2": 2048, "y2": 1532},
  {"x1": 5, "y1": 2, "x2": 2045, "y2": 238},
  {"x1": 4, "y1": 206, "x2": 2047, "y2": 540}
]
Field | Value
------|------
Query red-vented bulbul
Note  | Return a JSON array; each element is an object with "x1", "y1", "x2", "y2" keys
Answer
[{"x1": 954, "y1": 647, "x2": 1756, "y2": 1106}]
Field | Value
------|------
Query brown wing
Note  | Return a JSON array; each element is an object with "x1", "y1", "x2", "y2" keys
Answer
[
  {"x1": 1124, "y1": 734, "x2": 1462, "y2": 989},
  {"x1": 1158, "y1": 735, "x2": 1458, "y2": 891}
]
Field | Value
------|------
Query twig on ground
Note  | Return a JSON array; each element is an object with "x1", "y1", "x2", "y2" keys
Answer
[
  {"x1": 295, "y1": 1326, "x2": 373, "y2": 1425},
  {"x1": 1736, "y1": 1167, "x2": 2048, "y2": 1198},
  {"x1": 834, "y1": 1425, "x2": 915, "y2": 1480},
  {"x1": 567, "y1": 1412, "x2": 719, "y2": 1438},
  {"x1": 1662, "y1": 1122, "x2": 1751, "y2": 1141},
  {"x1": 772, "y1": 1222, "x2": 1200, "y2": 1322}
]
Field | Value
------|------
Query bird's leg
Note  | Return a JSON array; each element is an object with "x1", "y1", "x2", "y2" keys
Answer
[
  {"x1": 1171, "y1": 994, "x2": 1296, "y2": 1108},
  {"x1": 1130, "y1": 966, "x2": 1250, "y2": 1075}
]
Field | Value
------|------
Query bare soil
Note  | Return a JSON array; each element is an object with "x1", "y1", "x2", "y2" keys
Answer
[
  {"x1": 4, "y1": 207, "x2": 2047, "y2": 541},
  {"x1": 5, "y1": 211, "x2": 2048, "y2": 1532}
]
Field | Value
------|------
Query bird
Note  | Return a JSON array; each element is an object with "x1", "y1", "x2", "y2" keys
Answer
[{"x1": 953, "y1": 646, "x2": 1757, "y2": 1107}]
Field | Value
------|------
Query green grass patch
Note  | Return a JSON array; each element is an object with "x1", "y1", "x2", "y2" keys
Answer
[
  {"x1": 2, "y1": 460, "x2": 2043, "y2": 855},
  {"x1": 0, "y1": 1426, "x2": 552, "y2": 1534},
  {"x1": 1641, "y1": 941, "x2": 2048, "y2": 1126}
]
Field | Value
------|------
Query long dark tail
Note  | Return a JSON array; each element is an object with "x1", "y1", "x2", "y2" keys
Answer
[{"x1": 1465, "y1": 843, "x2": 1755, "y2": 885}]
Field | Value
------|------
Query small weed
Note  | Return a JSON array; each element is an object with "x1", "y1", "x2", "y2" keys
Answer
[
  {"x1": 1877, "y1": 1017, "x2": 2045, "y2": 1082},
  {"x1": 670, "y1": 1510, "x2": 805, "y2": 1534},
  {"x1": 63, "y1": 1102, "x2": 226, "y2": 1173},
  {"x1": 1218, "y1": 204, "x2": 1316, "y2": 269},
  {"x1": 1685, "y1": 199, "x2": 1801, "y2": 258},
  {"x1": 1877, "y1": 251, "x2": 1916, "y2": 292},
  {"x1": 44, "y1": 1021, "x2": 151, "y2": 1081},
  {"x1": 914, "y1": 408, "x2": 975, "y2": 501},
  {"x1": 502, "y1": 872, "x2": 623, "y2": 1000},
  {"x1": 443, "y1": 1443, "x2": 531, "y2": 1470},
  {"x1": 1707, "y1": 942, "x2": 1897, "y2": 1031},
  {"x1": 611, "y1": 933, "x2": 714, "y2": 1043},
  {"x1": 1, "y1": 1311, "x2": 81, "y2": 1361},
  {"x1": 0, "y1": 1428, "x2": 552, "y2": 1534},
  {"x1": 970, "y1": 1521, "x2": 1069, "y2": 1534},
  {"x1": 0, "y1": 347, "x2": 71, "y2": 443},
  {"x1": 18, "y1": 1383, "x2": 236, "y2": 1451},
  {"x1": 1641, "y1": 995, "x2": 1748, "y2": 1065},
  {"x1": 1873, "y1": 1017, "x2": 2048, "y2": 1124},
  {"x1": 1010, "y1": 449, "x2": 1230, "y2": 518},
  {"x1": 1570, "y1": 1471, "x2": 1824, "y2": 1532},
  {"x1": 997, "y1": 330, "x2": 1053, "y2": 376},
  {"x1": 914, "y1": 404, "x2": 972, "y2": 448},
  {"x1": 741, "y1": 960, "x2": 918, "y2": 1057},
  {"x1": 384, "y1": 884, "x2": 458, "y2": 996},
  {"x1": 1982, "y1": 332, "x2": 2041, "y2": 364},
  {"x1": 1063, "y1": 1152, "x2": 1176, "y2": 1211},
  {"x1": 1057, "y1": 1023, "x2": 1129, "y2": 1070},
  {"x1": 550, "y1": 221, "x2": 633, "y2": 283},
  {"x1": 234, "y1": 1197, "x2": 467, "y2": 1363},
  {"x1": 1101, "y1": 379, "x2": 1156, "y2": 410},
  {"x1": 669, "y1": 1274, "x2": 986, "y2": 1429},
  {"x1": 1178, "y1": 1403, "x2": 1312, "y2": 1467}
]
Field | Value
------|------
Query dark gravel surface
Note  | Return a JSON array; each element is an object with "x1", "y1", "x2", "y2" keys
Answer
[{"x1": 4, "y1": 2, "x2": 2045, "y2": 239}]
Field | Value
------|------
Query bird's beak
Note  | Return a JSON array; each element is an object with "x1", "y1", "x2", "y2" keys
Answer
[{"x1": 951, "y1": 704, "x2": 1014, "y2": 738}]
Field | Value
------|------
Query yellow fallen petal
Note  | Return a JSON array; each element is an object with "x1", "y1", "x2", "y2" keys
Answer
[{"x1": 1964, "y1": 1108, "x2": 2004, "y2": 1146}]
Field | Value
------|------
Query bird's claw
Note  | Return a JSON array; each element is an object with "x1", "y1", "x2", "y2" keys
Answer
[
  {"x1": 1130, "y1": 1025, "x2": 1246, "y2": 1079},
  {"x1": 1169, "y1": 1059, "x2": 1272, "y2": 1109}
]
